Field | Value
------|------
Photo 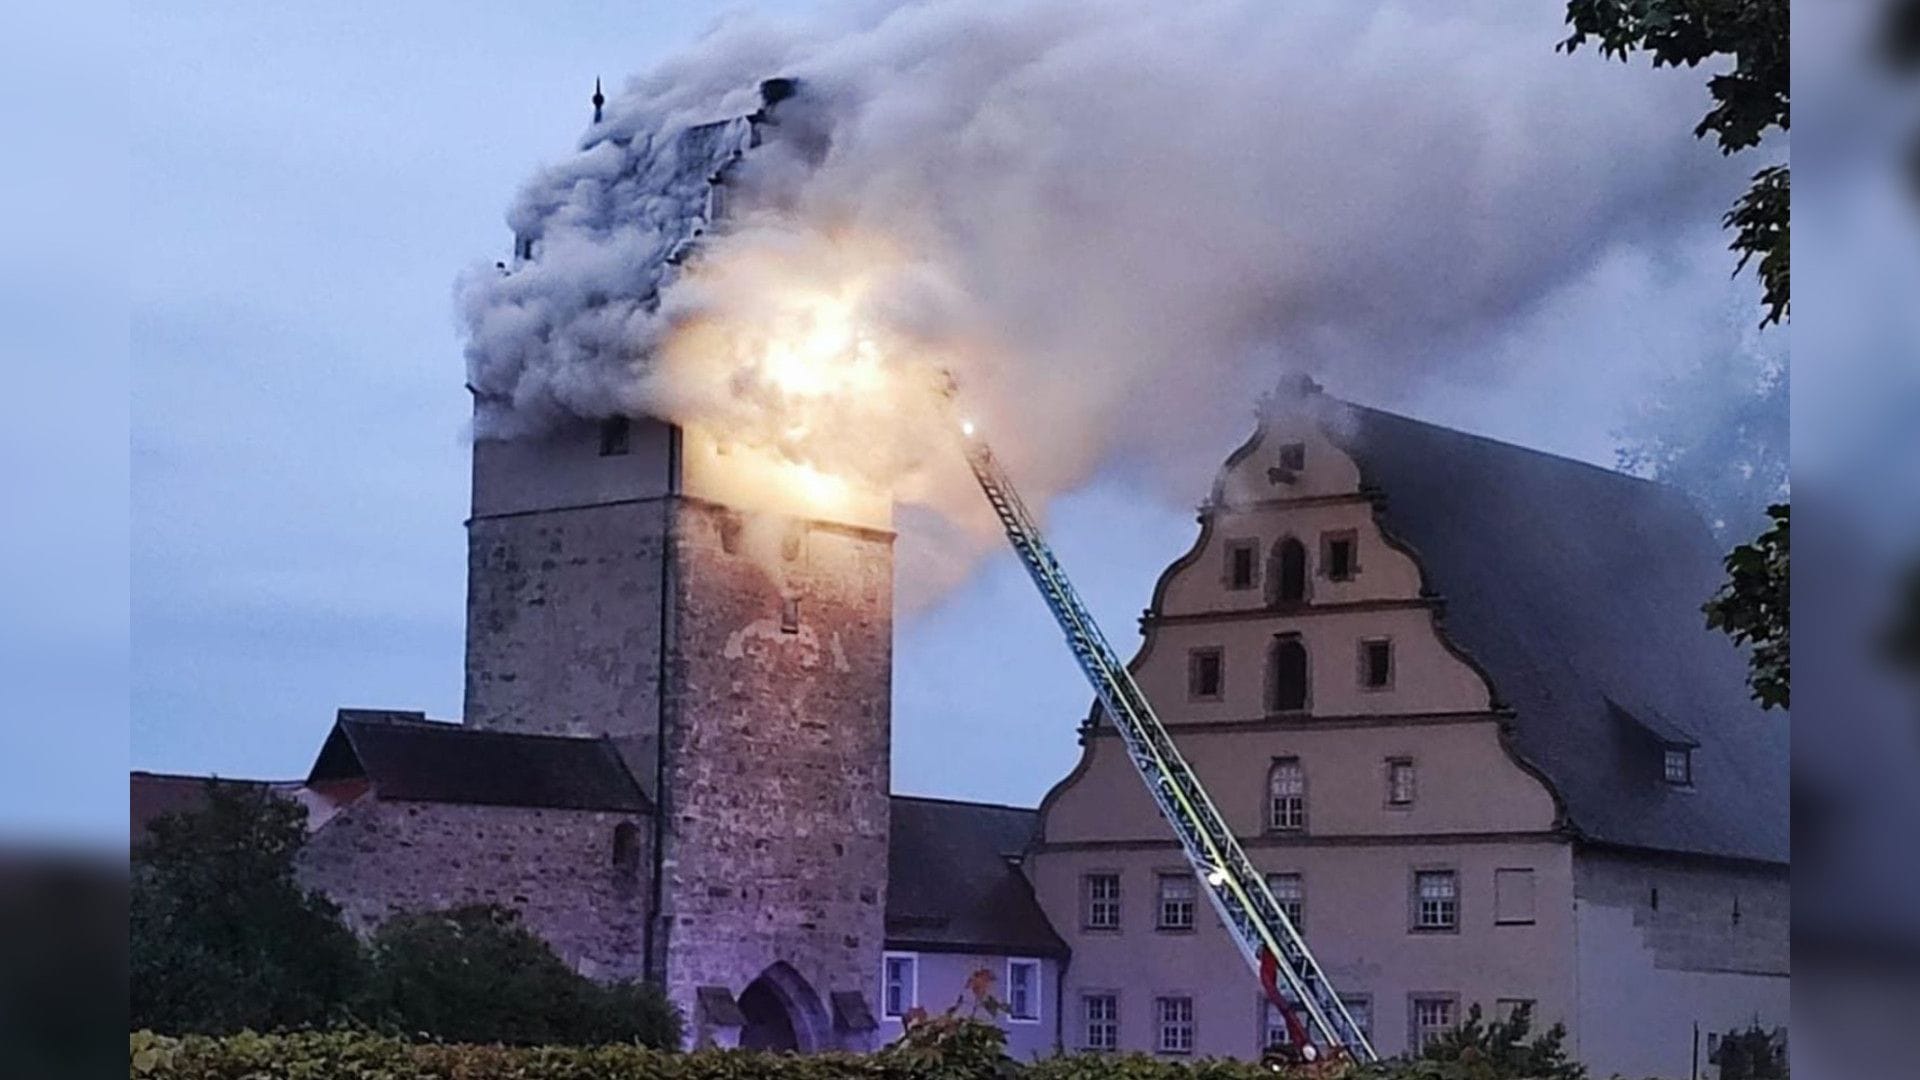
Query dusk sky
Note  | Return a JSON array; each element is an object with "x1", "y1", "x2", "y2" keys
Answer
[{"x1": 111, "y1": 1, "x2": 1832, "y2": 846}]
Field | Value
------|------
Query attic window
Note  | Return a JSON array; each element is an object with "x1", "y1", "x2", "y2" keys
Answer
[
  {"x1": 599, "y1": 416, "x2": 631, "y2": 456},
  {"x1": 1226, "y1": 541, "x2": 1258, "y2": 591},
  {"x1": 1663, "y1": 746, "x2": 1693, "y2": 786},
  {"x1": 780, "y1": 597, "x2": 801, "y2": 634},
  {"x1": 1360, "y1": 639, "x2": 1393, "y2": 690},
  {"x1": 515, "y1": 234, "x2": 535, "y2": 261},
  {"x1": 1323, "y1": 531, "x2": 1358, "y2": 581},
  {"x1": 1279, "y1": 443, "x2": 1306, "y2": 471}
]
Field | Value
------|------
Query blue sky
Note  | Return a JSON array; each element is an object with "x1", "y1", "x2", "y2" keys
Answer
[{"x1": 111, "y1": 2, "x2": 1811, "y2": 844}]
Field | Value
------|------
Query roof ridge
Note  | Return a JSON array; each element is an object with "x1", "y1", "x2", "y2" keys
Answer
[
  {"x1": 129, "y1": 769, "x2": 292, "y2": 786},
  {"x1": 1340, "y1": 400, "x2": 1674, "y2": 492},
  {"x1": 341, "y1": 717, "x2": 618, "y2": 749}
]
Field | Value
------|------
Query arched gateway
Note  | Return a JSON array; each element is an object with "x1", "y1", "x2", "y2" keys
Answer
[{"x1": 738, "y1": 962, "x2": 832, "y2": 1052}]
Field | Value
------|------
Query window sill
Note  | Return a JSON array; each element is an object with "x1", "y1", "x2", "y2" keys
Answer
[
  {"x1": 1080, "y1": 925, "x2": 1122, "y2": 934},
  {"x1": 1154, "y1": 926, "x2": 1197, "y2": 935},
  {"x1": 1493, "y1": 918, "x2": 1536, "y2": 927},
  {"x1": 1408, "y1": 925, "x2": 1459, "y2": 935}
]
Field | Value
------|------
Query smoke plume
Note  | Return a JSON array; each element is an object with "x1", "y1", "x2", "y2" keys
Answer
[{"x1": 458, "y1": 0, "x2": 1750, "y2": 608}]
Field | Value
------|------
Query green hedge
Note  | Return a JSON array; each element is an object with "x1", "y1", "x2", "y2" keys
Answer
[{"x1": 129, "y1": 1031, "x2": 1286, "y2": 1080}]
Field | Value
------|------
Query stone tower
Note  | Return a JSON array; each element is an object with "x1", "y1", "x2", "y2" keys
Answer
[{"x1": 464, "y1": 414, "x2": 893, "y2": 1050}]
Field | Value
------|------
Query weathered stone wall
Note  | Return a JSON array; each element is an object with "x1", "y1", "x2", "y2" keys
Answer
[
  {"x1": 1570, "y1": 848, "x2": 1788, "y2": 1078},
  {"x1": 296, "y1": 796, "x2": 652, "y2": 982},
  {"x1": 656, "y1": 500, "x2": 894, "y2": 1038},
  {"x1": 464, "y1": 500, "x2": 668, "y2": 741}
]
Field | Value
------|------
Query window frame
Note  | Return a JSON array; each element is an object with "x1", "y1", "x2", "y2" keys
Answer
[
  {"x1": 1340, "y1": 994, "x2": 1374, "y2": 1042},
  {"x1": 1267, "y1": 756, "x2": 1307, "y2": 833},
  {"x1": 1495, "y1": 998, "x2": 1537, "y2": 1024},
  {"x1": 1408, "y1": 993, "x2": 1461, "y2": 1053},
  {"x1": 1082, "y1": 871, "x2": 1122, "y2": 932},
  {"x1": 1081, "y1": 991, "x2": 1120, "y2": 1051},
  {"x1": 1268, "y1": 634, "x2": 1310, "y2": 713},
  {"x1": 1005, "y1": 958, "x2": 1042, "y2": 1023},
  {"x1": 1154, "y1": 994, "x2": 1196, "y2": 1055},
  {"x1": 1410, "y1": 867, "x2": 1460, "y2": 933},
  {"x1": 1663, "y1": 745, "x2": 1694, "y2": 786},
  {"x1": 1321, "y1": 529, "x2": 1360, "y2": 582},
  {"x1": 1359, "y1": 637, "x2": 1394, "y2": 691},
  {"x1": 1278, "y1": 442, "x2": 1307, "y2": 472},
  {"x1": 1225, "y1": 540, "x2": 1260, "y2": 591},
  {"x1": 1260, "y1": 995, "x2": 1295, "y2": 1051},
  {"x1": 1155, "y1": 871, "x2": 1197, "y2": 933},
  {"x1": 1385, "y1": 757, "x2": 1417, "y2": 809},
  {"x1": 1265, "y1": 870, "x2": 1305, "y2": 931},
  {"x1": 880, "y1": 951, "x2": 919, "y2": 1020},
  {"x1": 1187, "y1": 647, "x2": 1225, "y2": 701},
  {"x1": 1493, "y1": 867, "x2": 1538, "y2": 926}
]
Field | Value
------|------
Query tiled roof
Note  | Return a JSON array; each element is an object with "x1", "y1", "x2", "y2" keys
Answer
[
  {"x1": 307, "y1": 712, "x2": 651, "y2": 813},
  {"x1": 885, "y1": 795, "x2": 1067, "y2": 957},
  {"x1": 1332, "y1": 403, "x2": 1789, "y2": 864}
]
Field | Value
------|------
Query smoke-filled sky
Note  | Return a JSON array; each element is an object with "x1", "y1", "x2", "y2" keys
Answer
[{"x1": 130, "y1": 1, "x2": 1787, "y2": 822}]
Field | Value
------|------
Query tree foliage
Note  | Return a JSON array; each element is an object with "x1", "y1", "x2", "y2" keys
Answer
[
  {"x1": 1712, "y1": 1021, "x2": 1788, "y2": 1079},
  {"x1": 130, "y1": 782, "x2": 368, "y2": 1035},
  {"x1": 1559, "y1": 0, "x2": 1790, "y2": 325},
  {"x1": 1704, "y1": 503, "x2": 1791, "y2": 708},
  {"x1": 1402, "y1": 1003, "x2": 1585, "y2": 1080},
  {"x1": 365, "y1": 904, "x2": 681, "y2": 1048}
]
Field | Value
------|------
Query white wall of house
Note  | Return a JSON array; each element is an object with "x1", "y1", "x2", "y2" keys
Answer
[{"x1": 873, "y1": 948, "x2": 1063, "y2": 1061}]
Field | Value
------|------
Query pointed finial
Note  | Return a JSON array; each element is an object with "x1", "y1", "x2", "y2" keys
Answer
[{"x1": 591, "y1": 77, "x2": 605, "y2": 124}]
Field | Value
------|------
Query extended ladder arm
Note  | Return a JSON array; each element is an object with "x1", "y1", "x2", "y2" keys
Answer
[{"x1": 958, "y1": 425, "x2": 1377, "y2": 1062}]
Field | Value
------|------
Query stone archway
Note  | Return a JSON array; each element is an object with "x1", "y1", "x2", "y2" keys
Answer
[{"x1": 738, "y1": 962, "x2": 831, "y2": 1052}]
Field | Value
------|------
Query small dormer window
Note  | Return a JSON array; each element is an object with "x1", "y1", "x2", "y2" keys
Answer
[
  {"x1": 598, "y1": 416, "x2": 631, "y2": 456},
  {"x1": 1279, "y1": 442, "x2": 1306, "y2": 471},
  {"x1": 1663, "y1": 746, "x2": 1693, "y2": 786}
]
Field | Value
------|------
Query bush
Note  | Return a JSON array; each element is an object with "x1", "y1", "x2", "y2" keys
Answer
[
  {"x1": 363, "y1": 904, "x2": 681, "y2": 1048},
  {"x1": 131, "y1": 783, "x2": 368, "y2": 1034},
  {"x1": 1390, "y1": 1003, "x2": 1584, "y2": 1080}
]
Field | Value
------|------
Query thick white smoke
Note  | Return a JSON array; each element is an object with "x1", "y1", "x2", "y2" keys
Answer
[{"x1": 458, "y1": 0, "x2": 1749, "y2": 608}]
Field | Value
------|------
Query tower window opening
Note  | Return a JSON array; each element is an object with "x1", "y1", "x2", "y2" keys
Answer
[
  {"x1": 1270, "y1": 635, "x2": 1308, "y2": 712},
  {"x1": 598, "y1": 416, "x2": 631, "y2": 456},
  {"x1": 781, "y1": 597, "x2": 801, "y2": 634}
]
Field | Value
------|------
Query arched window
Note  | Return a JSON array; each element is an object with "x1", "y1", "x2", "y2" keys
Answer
[
  {"x1": 1271, "y1": 636, "x2": 1308, "y2": 712},
  {"x1": 612, "y1": 822, "x2": 641, "y2": 884},
  {"x1": 1269, "y1": 538, "x2": 1308, "y2": 606}
]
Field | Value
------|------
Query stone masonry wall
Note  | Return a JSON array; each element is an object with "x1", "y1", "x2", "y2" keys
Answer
[
  {"x1": 656, "y1": 500, "x2": 893, "y2": 1036},
  {"x1": 465, "y1": 501, "x2": 668, "y2": 740},
  {"x1": 296, "y1": 796, "x2": 652, "y2": 982}
]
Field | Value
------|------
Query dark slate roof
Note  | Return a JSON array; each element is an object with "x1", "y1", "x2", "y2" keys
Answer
[
  {"x1": 1328, "y1": 402, "x2": 1788, "y2": 864},
  {"x1": 886, "y1": 796, "x2": 1068, "y2": 957},
  {"x1": 307, "y1": 712, "x2": 651, "y2": 813}
]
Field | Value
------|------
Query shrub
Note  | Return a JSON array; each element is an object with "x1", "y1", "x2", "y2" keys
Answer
[
  {"x1": 363, "y1": 904, "x2": 681, "y2": 1048},
  {"x1": 1390, "y1": 1003, "x2": 1584, "y2": 1080},
  {"x1": 130, "y1": 782, "x2": 368, "y2": 1035}
]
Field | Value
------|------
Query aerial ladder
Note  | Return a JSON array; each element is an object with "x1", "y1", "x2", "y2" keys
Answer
[{"x1": 955, "y1": 417, "x2": 1378, "y2": 1064}]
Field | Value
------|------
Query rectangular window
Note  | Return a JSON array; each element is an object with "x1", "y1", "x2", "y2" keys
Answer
[
  {"x1": 1262, "y1": 998, "x2": 1294, "y2": 1050},
  {"x1": 1323, "y1": 532, "x2": 1358, "y2": 581},
  {"x1": 1007, "y1": 959, "x2": 1041, "y2": 1022},
  {"x1": 1496, "y1": 998, "x2": 1536, "y2": 1024},
  {"x1": 1414, "y1": 870, "x2": 1459, "y2": 931},
  {"x1": 1082, "y1": 993, "x2": 1118, "y2": 1051},
  {"x1": 1266, "y1": 872, "x2": 1304, "y2": 930},
  {"x1": 1361, "y1": 638, "x2": 1393, "y2": 690},
  {"x1": 1188, "y1": 648, "x2": 1224, "y2": 700},
  {"x1": 1387, "y1": 758, "x2": 1416, "y2": 806},
  {"x1": 1084, "y1": 872, "x2": 1121, "y2": 930},
  {"x1": 1342, "y1": 995, "x2": 1373, "y2": 1041},
  {"x1": 1411, "y1": 996, "x2": 1458, "y2": 1051},
  {"x1": 780, "y1": 597, "x2": 801, "y2": 634},
  {"x1": 1157, "y1": 874, "x2": 1196, "y2": 931},
  {"x1": 881, "y1": 953, "x2": 918, "y2": 1019},
  {"x1": 1268, "y1": 758, "x2": 1306, "y2": 831},
  {"x1": 598, "y1": 415, "x2": 631, "y2": 456},
  {"x1": 1226, "y1": 541, "x2": 1258, "y2": 590},
  {"x1": 1278, "y1": 442, "x2": 1307, "y2": 471},
  {"x1": 1155, "y1": 996, "x2": 1194, "y2": 1054},
  {"x1": 1663, "y1": 747, "x2": 1693, "y2": 785},
  {"x1": 1494, "y1": 868, "x2": 1537, "y2": 925}
]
